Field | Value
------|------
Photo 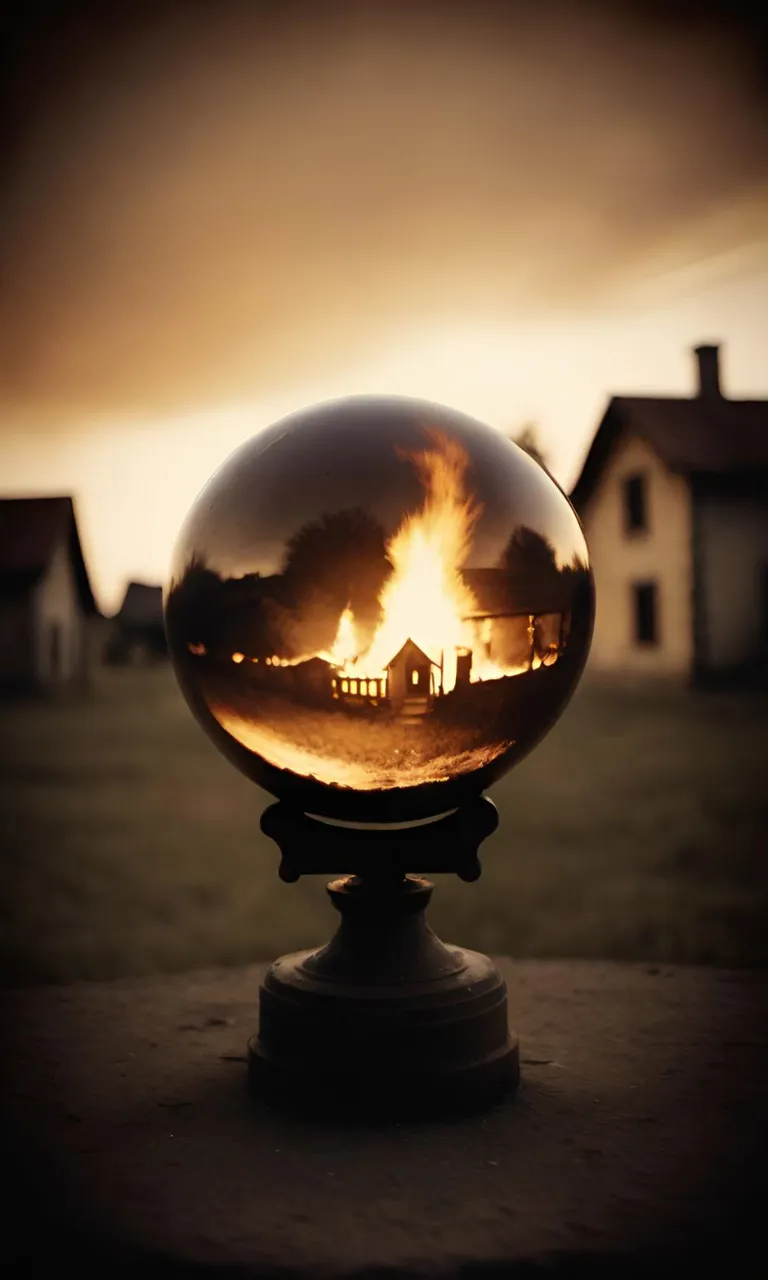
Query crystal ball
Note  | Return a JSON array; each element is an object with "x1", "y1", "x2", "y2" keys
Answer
[{"x1": 164, "y1": 396, "x2": 594, "y2": 822}]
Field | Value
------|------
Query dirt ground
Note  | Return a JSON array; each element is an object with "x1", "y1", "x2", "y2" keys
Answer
[{"x1": 199, "y1": 663, "x2": 514, "y2": 788}]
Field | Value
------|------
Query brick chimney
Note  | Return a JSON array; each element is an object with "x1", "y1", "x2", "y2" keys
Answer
[{"x1": 693, "y1": 344, "x2": 722, "y2": 399}]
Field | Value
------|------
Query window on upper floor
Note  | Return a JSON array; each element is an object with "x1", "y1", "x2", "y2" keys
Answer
[
  {"x1": 623, "y1": 473, "x2": 648, "y2": 534},
  {"x1": 632, "y1": 581, "x2": 659, "y2": 646}
]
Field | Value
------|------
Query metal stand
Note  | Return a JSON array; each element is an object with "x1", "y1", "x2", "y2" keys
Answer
[{"x1": 248, "y1": 796, "x2": 520, "y2": 1119}]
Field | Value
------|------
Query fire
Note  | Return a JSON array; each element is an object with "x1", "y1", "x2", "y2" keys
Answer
[
  {"x1": 322, "y1": 606, "x2": 359, "y2": 666},
  {"x1": 326, "y1": 430, "x2": 528, "y2": 690},
  {"x1": 203, "y1": 429, "x2": 544, "y2": 787}
]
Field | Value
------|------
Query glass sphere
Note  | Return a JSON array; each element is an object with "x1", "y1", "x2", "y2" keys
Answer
[{"x1": 164, "y1": 396, "x2": 594, "y2": 822}]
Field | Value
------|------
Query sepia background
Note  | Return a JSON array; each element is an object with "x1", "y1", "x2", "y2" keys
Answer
[{"x1": 1, "y1": 0, "x2": 767, "y2": 984}]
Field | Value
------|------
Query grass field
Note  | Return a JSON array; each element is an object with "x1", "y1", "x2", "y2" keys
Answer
[{"x1": 1, "y1": 664, "x2": 767, "y2": 984}]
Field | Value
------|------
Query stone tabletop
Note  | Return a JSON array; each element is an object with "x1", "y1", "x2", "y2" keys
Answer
[{"x1": 2, "y1": 959, "x2": 767, "y2": 1277}]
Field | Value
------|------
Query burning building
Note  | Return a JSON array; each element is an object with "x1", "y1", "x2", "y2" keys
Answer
[{"x1": 165, "y1": 407, "x2": 592, "y2": 799}]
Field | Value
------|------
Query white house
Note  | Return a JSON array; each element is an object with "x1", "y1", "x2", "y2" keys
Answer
[
  {"x1": 570, "y1": 344, "x2": 768, "y2": 684},
  {"x1": 0, "y1": 496, "x2": 99, "y2": 694}
]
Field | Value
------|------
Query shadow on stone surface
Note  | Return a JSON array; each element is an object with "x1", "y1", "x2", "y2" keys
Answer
[
  {"x1": 5, "y1": 1099, "x2": 765, "y2": 1280},
  {"x1": 3, "y1": 961, "x2": 767, "y2": 1279}
]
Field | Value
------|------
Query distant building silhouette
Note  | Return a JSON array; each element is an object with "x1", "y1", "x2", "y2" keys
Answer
[
  {"x1": 571, "y1": 343, "x2": 768, "y2": 684},
  {"x1": 108, "y1": 582, "x2": 167, "y2": 664},
  {"x1": 0, "y1": 496, "x2": 99, "y2": 694}
]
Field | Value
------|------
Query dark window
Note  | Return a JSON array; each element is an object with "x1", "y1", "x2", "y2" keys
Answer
[
  {"x1": 633, "y1": 582, "x2": 658, "y2": 646},
  {"x1": 759, "y1": 564, "x2": 768, "y2": 653},
  {"x1": 624, "y1": 474, "x2": 648, "y2": 533}
]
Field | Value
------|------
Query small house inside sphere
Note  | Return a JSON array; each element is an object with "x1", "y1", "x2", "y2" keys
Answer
[{"x1": 164, "y1": 397, "x2": 594, "y2": 822}]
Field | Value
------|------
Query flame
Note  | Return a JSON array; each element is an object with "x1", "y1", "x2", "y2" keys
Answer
[
  {"x1": 203, "y1": 429, "x2": 559, "y2": 787},
  {"x1": 323, "y1": 605, "x2": 358, "y2": 666},
  {"x1": 325, "y1": 430, "x2": 530, "y2": 690},
  {"x1": 206, "y1": 429, "x2": 560, "y2": 713}
]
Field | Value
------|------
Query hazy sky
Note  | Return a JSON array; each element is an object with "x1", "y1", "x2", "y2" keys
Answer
[{"x1": 1, "y1": 0, "x2": 767, "y2": 612}]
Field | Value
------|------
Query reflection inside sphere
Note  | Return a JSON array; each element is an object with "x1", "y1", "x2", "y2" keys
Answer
[{"x1": 164, "y1": 399, "x2": 593, "y2": 818}]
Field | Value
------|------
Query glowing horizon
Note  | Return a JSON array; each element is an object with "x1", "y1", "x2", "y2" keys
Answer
[{"x1": 1, "y1": 266, "x2": 767, "y2": 616}]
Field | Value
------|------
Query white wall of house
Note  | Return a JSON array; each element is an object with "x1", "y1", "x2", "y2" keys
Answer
[
  {"x1": 33, "y1": 535, "x2": 86, "y2": 685},
  {"x1": 580, "y1": 434, "x2": 694, "y2": 676},
  {"x1": 697, "y1": 490, "x2": 768, "y2": 670}
]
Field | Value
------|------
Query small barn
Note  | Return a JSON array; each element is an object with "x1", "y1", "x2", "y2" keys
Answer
[
  {"x1": 0, "y1": 496, "x2": 98, "y2": 694},
  {"x1": 386, "y1": 639, "x2": 440, "y2": 712},
  {"x1": 108, "y1": 582, "x2": 167, "y2": 664}
]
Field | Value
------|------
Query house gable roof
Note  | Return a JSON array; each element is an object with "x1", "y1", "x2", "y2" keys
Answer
[
  {"x1": 570, "y1": 394, "x2": 768, "y2": 513},
  {"x1": 116, "y1": 581, "x2": 164, "y2": 627},
  {"x1": 386, "y1": 638, "x2": 440, "y2": 669},
  {"x1": 0, "y1": 496, "x2": 97, "y2": 614}
]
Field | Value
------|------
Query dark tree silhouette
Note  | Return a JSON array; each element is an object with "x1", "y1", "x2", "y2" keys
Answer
[
  {"x1": 165, "y1": 512, "x2": 392, "y2": 664},
  {"x1": 166, "y1": 559, "x2": 285, "y2": 658},
  {"x1": 500, "y1": 526, "x2": 558, "y2": 577},
  {"x1": 499, "y1": 526, "x2": 574, "y2": 615},
  {"x1": 217, "y1": 574, "x2": 289, "y2": 657},
  {"x1": 558, "y1": 553, "x2": 594, "y2": 645},
  {"x1": 280, "y1": 507, "x2": 392, "y2": 653},
  {"x1": 165, "y1": 555, "x2": 226, "y2": 651}
]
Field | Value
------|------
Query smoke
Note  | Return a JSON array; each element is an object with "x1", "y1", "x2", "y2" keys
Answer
[{"x1": 1, "y1": 0, "x2": 766, "y2": 421}]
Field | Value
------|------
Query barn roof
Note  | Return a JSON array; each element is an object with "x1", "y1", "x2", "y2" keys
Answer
[
  {"x1": 0, "y1": 496, "x2": 97, "y2": 614},
  {"x1": 570, "y1": 394, "x2": 768, "y2": 513},
  {"x1": 116, "y1": 581, "x2": 164, "y2": 627}
]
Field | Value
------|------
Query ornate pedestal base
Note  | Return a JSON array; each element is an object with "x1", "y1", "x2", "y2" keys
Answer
[{"x1": 248, "y1": 873, "x2": 519, "y2": 1119}]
